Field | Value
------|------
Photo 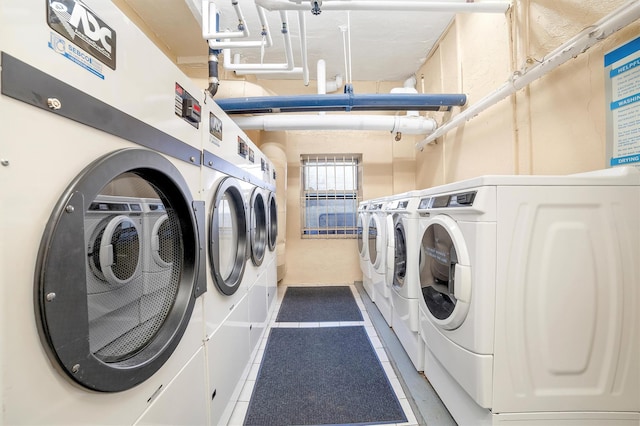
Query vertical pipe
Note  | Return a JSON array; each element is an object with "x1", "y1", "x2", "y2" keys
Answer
[
  {"x1": 298, "y1": 11, "x2": 310, "y2": 85},
  {"x1": 317, "y1": 59, "x2": 327, "y2": 94}
]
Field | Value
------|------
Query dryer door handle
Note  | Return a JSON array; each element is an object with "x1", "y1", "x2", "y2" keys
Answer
[{"x1": 453, "y1": 264, "x2": 471, "y2": 303}]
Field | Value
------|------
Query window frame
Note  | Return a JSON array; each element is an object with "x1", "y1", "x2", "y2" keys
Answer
[{"x1": 300, "y1": 154, "x2": 363, "y2": 239}]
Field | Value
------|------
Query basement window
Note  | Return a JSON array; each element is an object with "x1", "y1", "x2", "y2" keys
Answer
[{"x1": 300, "y1": 154, "x2": 362, "y2": 238}]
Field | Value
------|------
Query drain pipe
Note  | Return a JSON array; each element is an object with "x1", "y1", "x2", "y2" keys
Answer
[
  {"x1": 415, "y1": 0, "x2": 640, "y2": 150},
  {"x1": 255, "y1": 0, "x2": 511, "y2": 13},
  {"x1": 233, "y1": 114, "x2": 438, "y2": 134}
]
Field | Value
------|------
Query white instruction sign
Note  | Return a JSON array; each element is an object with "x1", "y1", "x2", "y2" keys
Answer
[{"x1": 605, "y1": 36, "x2": 640, "y2": 169}]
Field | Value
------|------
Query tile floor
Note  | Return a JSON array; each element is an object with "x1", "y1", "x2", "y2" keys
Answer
[{"x1": 227, "y1": 283, "x2": 420, "y2": 426}]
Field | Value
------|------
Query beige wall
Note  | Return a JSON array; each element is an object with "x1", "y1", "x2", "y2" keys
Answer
[
  {"x1": 416, "y1": 0, "x2": 639, "y2": 188},
  {"x1": 249, "y1": 80, "x2": 416, "y2": 285}
]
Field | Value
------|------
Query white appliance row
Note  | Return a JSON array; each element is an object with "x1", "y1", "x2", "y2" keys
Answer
[
  {"x1": 360, "y1": 168, "x2": 640, "y2": 425},
  {"x1": 0, "y1": 1, "x2": 277, "y2": 425}
]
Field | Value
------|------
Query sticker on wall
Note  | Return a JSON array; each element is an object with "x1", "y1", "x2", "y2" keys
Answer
[
  {"x1": 249, "y1": 148, "x2": 255, "y2": 163},
  {"x1": 209, "y1": 112, "x2": 222, "y2": 146},
  {"x1": 605, "y1": 36, "x2": 640, "y2": 170},
  {"x1": 47, "y1": 0, "x2": 116, "y2": 70}
]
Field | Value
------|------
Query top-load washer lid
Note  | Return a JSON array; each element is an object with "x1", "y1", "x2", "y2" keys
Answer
[
  {"x1": 209, "y1": 177, "x2": 249, "y2": 295},
  {"x1": 267, "y1": 191, "x2": 277, "y2": 252},
  {"x1": 249, "y1": 188, "x2": 267, "y2": 267},
  {"x1": 419, "y1": 215, "x2": 472, "y2": 330},
  {"x1": 35, "y1": 148, "x2": 205, "y2": 392}
]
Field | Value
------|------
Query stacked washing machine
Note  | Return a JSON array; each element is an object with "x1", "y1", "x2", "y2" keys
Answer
[
  {"x1": 0, "y1": 0, "x2": 210, "y2": 424},
  {"x1": 200, "y1": 97, "x2": 276, "y2": 425},
  {"x1": 415, "y1": 168, "x2": 640, "y2": 425},
  {"x1": 0, "y1": 1, "x2": 277, "y2": 425}
]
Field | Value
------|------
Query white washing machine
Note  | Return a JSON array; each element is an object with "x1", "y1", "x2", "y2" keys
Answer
[
  {"x1": 416, "y1": 168, "x2": 640, "y2": 425},
  {"x1": 357, "y1": 200, "x2": 373, "y2": 296},
  {"x1": 0, "y1": 1, "x2": 209, "y2": 424},
  {"x1": 85, "y1": 195, "x2": 146, "y2": 357},
  {"x1": 368, "y1": 197, "x2": 390, "y2": 321},
  {"x1": 201, "y1": 98, "x2": 276, "y2": 425},
  {"x1": 385, "y1": 191, "x2": 424, "y2": 371}
]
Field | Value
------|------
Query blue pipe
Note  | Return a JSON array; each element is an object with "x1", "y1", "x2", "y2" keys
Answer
[{"x1": 215, "y1": 92, "x2": 467, "y2": 114}]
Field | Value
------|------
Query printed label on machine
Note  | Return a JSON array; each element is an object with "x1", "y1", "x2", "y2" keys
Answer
[
  {"x1": 209, "y1": 112, "x2": 222, "y2": 146},
  {"x1": 47, "y1": 0, "x2": 117, "y2": 70},
  {"x1": 48, "y1": 32, "x2": 105, "y2": 79}
]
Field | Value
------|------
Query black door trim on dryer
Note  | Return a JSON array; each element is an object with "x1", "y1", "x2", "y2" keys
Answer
[
  {"x1": 34, "y1": 148, "x2": 205, "y2": 392},
  {"x1": 267, "y1": 191, "x2": 277, "y2": 252},
  {"x1": 209, "y1": 177, "x2": 249, "y2": 296},
  {"x1": 249, "y1": 188, "x2": 267, "y2": 267}
]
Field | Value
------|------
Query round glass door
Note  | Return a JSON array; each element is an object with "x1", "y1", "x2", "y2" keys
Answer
[
  {"x1": 419, "y1": 215, "x2": 471, "y2": 330},
  {"x1": 210, "y1": 177, "x2": 248, "y2": 295},
  {"x1": 36, "y1": 149, "x2": 201, "y2": 392},
  {"x1": 357, "y1": 213, "x2": 366, "y2": 257},
  {"x1": 267, "y1": 191, "x2": 277, "y2": 251},
  {"x1": 250, "y1": 188, "x2": 267, "y2": 267},
  {"x1": 368, "y1": 216, "x2": 378, "y2": 266},
  {"x1": 393, "y1": 220, "x2": 407, "y2": 289}
]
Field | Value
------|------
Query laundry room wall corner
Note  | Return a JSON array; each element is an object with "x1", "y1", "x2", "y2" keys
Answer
[{"x1": 415, "y1": 0, "x2": 640, "y2": 185}]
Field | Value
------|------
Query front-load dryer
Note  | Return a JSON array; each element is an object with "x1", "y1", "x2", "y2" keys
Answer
[
  {"x1": 416, "y1": 168, "x2": 640, "y2": 426},
  {"x1": 357, "y1": 200, "x2": 372, "y2": 296},
  {"x1": 1, "y1": 1, "x2": 209, "y2": 423},
  {"x1": 140, "y1": 198, "x2": 176, "y2": 324},
  {"x1": 85, "y1": 195, "x2": 146, "y2": 357},
  {"x1": 367, "y1": 198, "x2": 389, "y2": 320},
  {"x1": 385, "y1": 191, "x2": 423, "y2": 371},
  {"x1": 265, "y1": 187, "x2": 278, "y2": 313},
  {"x1": 201, "y1": 98, "x2": 276, "y2": 425}
]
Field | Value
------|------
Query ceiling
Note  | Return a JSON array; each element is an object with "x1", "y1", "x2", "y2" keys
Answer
[{"x1": 119, "y1": 0, "x2": 462, "y2": 84}]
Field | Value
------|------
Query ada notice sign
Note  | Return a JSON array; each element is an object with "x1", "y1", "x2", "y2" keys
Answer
[
  {"x1": 47, "y1": 0, "x2": 116, "y2": 70},
  {"x1": 605, "y1": 36, "x2": 640, "y2": 169}
]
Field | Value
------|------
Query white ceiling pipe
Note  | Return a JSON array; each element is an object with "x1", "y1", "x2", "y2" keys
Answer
[
  {"x1": 317, "y1": 59, "x2": 343, "y2": 94},
  {"x1": 326, "y1": 74, "x2": 343, "y2": 93},
  {"x1": 415, "y1": 0, "x2": 640, "y2": 150},
  {"x1": 233, "y1": 67, "x2": 304, "y2": 75},
  {"x1": 392, "y1": 75, "x2": 419, "y2": 117},
  {"x1": 206, "y1": 5, "x2": 274, "y2": 49},
  {"x1": 317, "y1": 59, "x2": 327, "y2": 94},
  {"x1": 202, "y1": 0, "x2": 249, "y2": 40},
  {"x1": 222, "y1": 11, "x2": 297, "y2": 71},
  {"x1": 233, "y1": 114, "x2": 438, "y2": 134},
  {"x1": 255, "y1": 0, "x2": 511, "y2": 13},
  {"x1": 298, "y1": 11, "x2": 310, "y2": 86}
]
